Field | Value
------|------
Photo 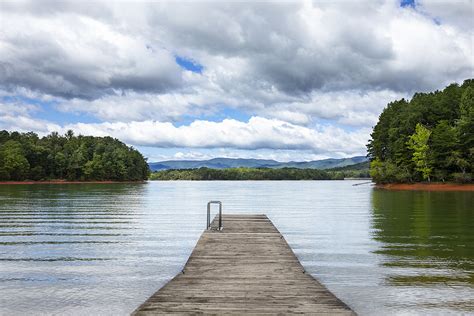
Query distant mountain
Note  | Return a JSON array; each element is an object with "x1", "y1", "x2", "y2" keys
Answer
[
  {"x1": 149, "y1": 156, "x2": 368, "y2": 171},
  {"x1": 326, "y1": 161, "x2": 370, "y2": 171},
  {"x1": 274, "y1": 156, "x2": 368, "y2": 169}
]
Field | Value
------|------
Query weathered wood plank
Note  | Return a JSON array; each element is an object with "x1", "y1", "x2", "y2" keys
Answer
[{"x1": 133, "y1": 214, "x2": 355, "y2": 315}]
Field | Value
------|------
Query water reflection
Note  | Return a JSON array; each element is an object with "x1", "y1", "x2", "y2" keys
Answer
[
  {"x1": 371, "y1": 189, "x2": 474, "y2": 313},
  {"x1": 0, "y1": 183, "x2": 200, "y2": 315},
  {"x1": 0, "y1": 182, "x2": 473, "y2": 315}
]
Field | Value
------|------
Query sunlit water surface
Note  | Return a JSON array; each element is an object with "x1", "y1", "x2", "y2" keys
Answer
[{"x1": 0, "y1": 181, "x2": 472, "y2": 315}]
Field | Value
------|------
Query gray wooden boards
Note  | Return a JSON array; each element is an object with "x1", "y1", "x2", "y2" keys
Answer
[{"x1": 133, "y1": 214, "x2": 356, "y2": 315}]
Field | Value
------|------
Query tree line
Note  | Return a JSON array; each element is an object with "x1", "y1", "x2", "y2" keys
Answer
[
  {"x1": 0, "y1": 130, "x2": 149, "y2": 181},
  {"x1": 367, "y1": 79, "x2": 473, "y2": 183},
  {"x1": 149, "y1": 165, "x2": 369, "y2": 181}
]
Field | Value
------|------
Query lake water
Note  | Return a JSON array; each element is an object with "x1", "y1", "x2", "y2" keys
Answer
[{"x1": 0, "y1": 181, "x2": 472, "y2": 315}]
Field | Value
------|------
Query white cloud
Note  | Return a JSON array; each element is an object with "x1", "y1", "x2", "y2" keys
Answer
[
  {"x1": 417, "y1": 0, "x2": 474, "y2": 32},
  {"x1": 0, "y1": 7, "x2": 183, "y2": 99},
  {"x1": 0, "y1": 101, "x2": 38, "y2": 116},
  {"x1": 173, "y1": 151, "x2": 213, "y2": 160},
  {"x1": 2, "y1": 0, "x2": 471, "y2": 101},
  {"x1": 0, "y1": 114, "x2": 60, "y2": 133},
  {"x1": 0, "y1": 115, "x2": 368, "y2": 156},
  {"x1": 0, "y1": 0, "x2": 472, "y2": 159},
  {"x1": 59, "y1": 117, "x2": 370, "y2": 155},
  {"x1": 148, "y1": 0, "x2": 472, "y2": 93}
]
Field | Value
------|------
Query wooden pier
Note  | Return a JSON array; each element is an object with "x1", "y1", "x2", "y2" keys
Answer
[{"x1": 134, "y1": 214, "x2": 355, "y2": 315}]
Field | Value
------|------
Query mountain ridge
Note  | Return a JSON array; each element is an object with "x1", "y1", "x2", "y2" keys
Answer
[{"x1": 149, "y1": 156, "x2": 368, "y2": 171}]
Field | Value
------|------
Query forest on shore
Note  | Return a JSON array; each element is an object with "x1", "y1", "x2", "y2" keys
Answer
[
  {"x1": 149, "y1": 162, "x2": 370, "y2": 180},
  {"x1": 0, "y1": 130, "x2": 149, "y2": 181},
  {"x1": 367, "y1": 79, "x2": 473, "y2": 184}
]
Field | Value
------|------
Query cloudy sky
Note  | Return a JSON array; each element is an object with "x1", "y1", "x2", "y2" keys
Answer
[{"x1": 0, "y1": 0, "x2": 472, "y2": 162}]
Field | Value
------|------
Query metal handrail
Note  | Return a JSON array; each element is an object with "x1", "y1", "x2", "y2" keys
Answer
[{"x1": 207, "y1": 201, "x2": 223, "y2": 231}]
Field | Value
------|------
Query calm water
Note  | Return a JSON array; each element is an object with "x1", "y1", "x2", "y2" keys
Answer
[{"x1": 0, "y1": 181, "x2": 472, "y2": 315}]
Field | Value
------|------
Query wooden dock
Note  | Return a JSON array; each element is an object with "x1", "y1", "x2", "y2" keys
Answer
[{"x1": 133, "y1": 214, "x2": 355, "y2": 315}]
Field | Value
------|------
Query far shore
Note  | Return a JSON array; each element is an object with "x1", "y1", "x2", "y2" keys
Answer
[
  {"x1": 376, "y1": 183, "x2": 474, "y2": 191},
  {"x1": 0, "y1": 180, "x2": 146, "y2": 185}
]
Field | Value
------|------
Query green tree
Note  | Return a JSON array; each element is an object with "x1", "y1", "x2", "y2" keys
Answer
[
  {"x1": 367, "y1": 79, "x2": 473, "y2": 183},
  {"x1": 369, "y1": 158, "x2": 385, "y2": 183},
  {"x1": 406, "y1": 123, "x2": 432, "y2": 182},
  {"x1": 54, "y1": 152, "x2": 67, "y2": 178},
  {"x1": 0, "y1": 130, "x2": 149, "y2": 181},
  {"x1": 83, "y1": 154, "x2": 105, "y2": 180},
  {"x1": 0, "y1": 141, "x2": 30, "y2": 180},
  {"x1": 430, "y1": 121, "x2": 458, "y2": 181},
  {"x1": 458, "y1": 86, "x2": 474, "y2": 156}
]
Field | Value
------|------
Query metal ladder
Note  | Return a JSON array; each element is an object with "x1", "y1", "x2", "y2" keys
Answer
[{"x1": 207, "y1": 201, "x2": 223, "y2": 231}]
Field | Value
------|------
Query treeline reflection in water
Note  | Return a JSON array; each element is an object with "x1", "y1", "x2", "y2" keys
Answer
[{"x1": 370, "y1": 189, "x2": 473, "y2": 313}]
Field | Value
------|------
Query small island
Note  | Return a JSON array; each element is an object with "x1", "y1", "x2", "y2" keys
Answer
[{"x1": 0, "y1": 130, "x2": 149, "y2": 182}]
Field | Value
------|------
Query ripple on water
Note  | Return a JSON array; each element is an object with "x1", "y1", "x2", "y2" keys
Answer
[{"x1": 0, "y1": 181, "x2": 472, "y2": 315}]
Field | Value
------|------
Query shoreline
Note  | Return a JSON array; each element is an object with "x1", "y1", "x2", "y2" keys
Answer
[
  {"x1": 376, "y1": 183, "x2": 474, "y2": 191},
  {"x1": 0, "y1": 180, "x2": 146, "y2": 185}
]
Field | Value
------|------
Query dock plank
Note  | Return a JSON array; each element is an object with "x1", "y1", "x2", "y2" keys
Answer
[{"x1": 134, "y1": 214, "x2": 355, "y2": 315}]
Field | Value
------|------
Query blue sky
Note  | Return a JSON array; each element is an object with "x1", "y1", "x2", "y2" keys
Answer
[
  {"x1": 0, "y1": 0, "x2": 472, "y2": 162},
  {"x1": 175, "y1": 56, "x2": 204, "y2": 74},
  {"x1": 400, "y1": 0, "x2": 415, "y2": 8}
]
